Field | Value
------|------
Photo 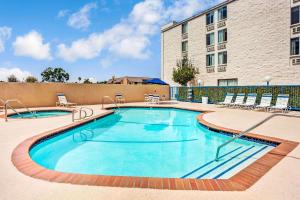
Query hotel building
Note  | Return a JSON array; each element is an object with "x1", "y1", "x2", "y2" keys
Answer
[{"x1": 161, "y1": 0, "x2": 300, "y2": 86}]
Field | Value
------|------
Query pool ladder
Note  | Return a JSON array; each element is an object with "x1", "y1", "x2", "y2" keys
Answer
[
  {"x1": 0, "y1": 98, "x2": 36, "y2": 122},
  {"x1": 215, "y1": 113, "x2": 300, "y2": 161},
  {"x1": 101, "y1": 96, "x2": 120, "y2": 112},
  {"x1": 72, "y1": 107, "x2": 94, "y2": 122}
]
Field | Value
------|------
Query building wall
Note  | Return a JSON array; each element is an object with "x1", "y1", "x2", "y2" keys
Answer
[
  {"x1": 0, "y1": 83, "x2": 169, "y2": 108},
  {"x1": 161, "y1": 0, "x2": 300, "y2": 86}
]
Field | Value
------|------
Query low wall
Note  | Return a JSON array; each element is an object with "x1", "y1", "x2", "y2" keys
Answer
[{"x1": 0, "y1": 83, "x2": 170, "y2": 108}]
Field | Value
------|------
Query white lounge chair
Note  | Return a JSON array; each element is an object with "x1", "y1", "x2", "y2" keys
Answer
[
  {"x1": 147, "y1": 94, "x2": 154, "y2": 103},
  {"x1": 152, "y1": 95, "x2": 160, "y2": 104},
  {"x1": 255, "y1": 93, "x2": 272, "y2": 111},
  {"x1": 115, "y1": 93, "x2": 125, "y2": 104},
  {"x1": 218, "y1": 93, "x2": 234, "y2": 106},
  {"x1": 56, "y1": 93, "x2": 77, "y2": 107},
  {"x1": 269, "y1": 94, "x2": 290, "y2": 113},
  {"x1": 229, "y1": 93, "x2": 245, "y2": 108},
  {"x1": 239, "y1": 93, "x2": 257, "y2": 109}
]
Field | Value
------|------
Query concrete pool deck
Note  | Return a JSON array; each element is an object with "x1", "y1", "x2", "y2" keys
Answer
[{"x1": 1, "y1": 102, "x2": 300, "y2": 199}]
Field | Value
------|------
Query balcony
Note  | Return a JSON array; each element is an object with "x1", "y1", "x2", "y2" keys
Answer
[
  {"x1": 218, "y1": 42, "x2": 227, "y2": 50},
  {"x1": 217, "y1": 20, "x2": 226, "y2": 28},
  {"x1": 217, "y1": 65, "x2": 227, "y2": 72},
  {"x1": 182, "y1": 51, "x2": 188, "y2": 58},
  {"x1": 206, "y1": 66, "x2": 215, "y2": 73},
  {"x1": 292, "y1": 25, "x2": 300, "y2": 35},
  {"x1": 291, "y1": 55, "x2": 300, "y2": 65},
  {"x1": 206, "y1": 24, "x2": 214, "y2": 32},
  {"x1": 207, "y1": 45, "x2": 215, "y2": 52},
  {"x1": 182, "y1": 33, "x2": 188, "y2": 40}
]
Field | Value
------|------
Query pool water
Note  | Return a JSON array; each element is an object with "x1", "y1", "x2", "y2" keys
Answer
[
  {"x1": 30, "y1": 108, "x2": 275, "y2": 179},
  {"x1": 9, "y1": 110, "x2": 71, "y2": 118}
]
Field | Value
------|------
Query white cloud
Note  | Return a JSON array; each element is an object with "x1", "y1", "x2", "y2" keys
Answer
[
  {"x1": 13, "y1": 31, "x2": 52, "y2": 60},
  {"x1": 57, "y1": 0, "x2": 207, "y2": 62},
  {"x1": 0, "y1": 26, "x2": 12, "y2": 53},
  {"x1": 68, "y1": 2, "x2": 97, "y2": 30},
  {"x1": 57, "y1": 9, "x2": 69, "y2": 18},
  {"x1": 0, "y1": 67, "x2": 32, "y2": 81}
]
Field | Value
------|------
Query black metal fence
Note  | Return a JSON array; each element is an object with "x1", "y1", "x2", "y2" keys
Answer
[{"x1": 170, "y1": 85, "x2": 300, "y2": 110}]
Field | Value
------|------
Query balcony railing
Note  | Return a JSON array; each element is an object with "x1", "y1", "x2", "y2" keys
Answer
[
  {"x1": 218, "y1": 42, "x2": 227, "y2": 50},
  {"x1": 206, "y1": 24, "x2": 214, "y2": 32},
  {"x1": 207, "y1": 45, "x2": 215, "y2": 52},
  {"x1": 217, "y1": 65, "x2": 227, "y2": 72},
  {"x1": 206, "y1": 66, "x2": 215, "y2": 73},
  {"x1": 182, "y1": 33, "x2": 188, "y2": 40},
  {"x1": 217, "y1": 20, "x2": 226, "y2": 28},
  {"x1": 291, "y1": 56, "x2": 300, "y2": 65},
  {"x1": 182, "y1": 51, "x2": 188, "y2": 58}
]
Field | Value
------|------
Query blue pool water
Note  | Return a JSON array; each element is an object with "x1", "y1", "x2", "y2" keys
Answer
[
  {"x1": 9, "y1": 110, "x2": 71, "y2": 118},
  {"x1": 30, "y1": 108, "x2": 275, "y2": 179}
]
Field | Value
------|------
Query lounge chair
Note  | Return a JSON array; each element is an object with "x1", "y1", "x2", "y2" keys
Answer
[
  {"x1": 228, "y1": 93, "x2": 245, "y2": 108},
  {"x1": 239, "y1": 93, "x2": 257, "y2": 109},
  {"x1": 115, "y1": 93, "x2": 125, "y2": 104},
  {"x1": 144, "y1": 94, "x2": 149, "y2": 102},
  {"x1": 255, "y1": 93, "x2": 272, "y2": 111},
  {"x1": 218, "y1": 93, "x2": 234, "y2": 106},
  {"x1": 147, "y1": 94, "x2": 154, "y2": 103},
  {"x1": 56, "y1": 93, "x2": 77, "y2": 107},
  {"x1": 269, "y1": 94, "x2": 290, "y2": 113},
  {"x1": 152, "y1": 95, "x2": 160, "y2": 104}
]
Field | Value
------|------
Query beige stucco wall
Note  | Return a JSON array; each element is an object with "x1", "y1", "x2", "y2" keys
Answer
[
  {"x1": 161, "y1": 0, "x2": 300, "y2": 86},
  {"x1": 0, "y1": 83, "x2": 169, "y2": 108}
]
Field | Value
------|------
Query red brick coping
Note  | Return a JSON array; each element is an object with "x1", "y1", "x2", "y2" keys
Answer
[
  {"x1": 0, "y1": 108, "x2": 73, "y2": 119},
  {"x1": 11, "y1": 106, "x2": 298, "y2": 191}
]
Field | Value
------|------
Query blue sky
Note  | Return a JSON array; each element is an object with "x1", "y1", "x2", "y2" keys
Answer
[{"x1": 0, "y1": 0, "x2": 221, "y2": 82}]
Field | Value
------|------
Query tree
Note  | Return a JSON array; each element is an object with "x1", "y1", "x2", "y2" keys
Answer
[
  {"x1": 7, "y1": 74, "x2": 18, "y2": 82},
  {"x1": 172, "y1": 58, "x2": 199, "y2": 86},
  {"x1": 78, "y1": 77, "x2": 82, "y2": 83},
  {"x1": 25, "y1": 76, "x2": 38, "y2": 83},
  {"x1": 41, "y1": 67, "x2": 70, "y2": 82},
  {"x1": 83, "y1": 78, "x2": 93, "y2": 84}
]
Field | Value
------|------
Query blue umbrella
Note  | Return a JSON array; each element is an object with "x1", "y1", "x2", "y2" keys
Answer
[{"x1": 144, "y1": 78, "x2": 168, "y2": 85}]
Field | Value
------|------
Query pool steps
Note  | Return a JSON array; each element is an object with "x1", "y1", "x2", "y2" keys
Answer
[{"x1": 182, "y1": 145, "x2": 271, "y2": 179}]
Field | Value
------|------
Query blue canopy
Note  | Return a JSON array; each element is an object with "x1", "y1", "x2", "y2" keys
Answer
[{"x1": 144, "y1": 78, "x2": 168, "y2": 85}]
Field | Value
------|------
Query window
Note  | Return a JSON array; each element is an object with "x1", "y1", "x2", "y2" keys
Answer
[
  {"x1": 218, "y1": 51, "x2": 227, "y2": 65},
  {"x1": 206, "y1": 54, "x2": 215, "y2": 66},
  {"x1": 206, "y1": 12, "x2": 214, "y2": 25},
  {"x1": 291, "y1": 38, "x2": 300, "y2": 55},
  {"x1": 218, "y1": 6, "x2": 227, "y2": 21},
  {"x1": 218, "y1": 79, "x2": 238, "y2": 86},
  {"x1": 182, "y1": 23, "x2": 188, "y2": 34},
  {"x1": 182, "y1": 41, "x2": 188, "y2": 52},
  {"x1": 292, "y1": 6, "x2": 300, "y2": 25},
  {"x1": 218, "y1": 29, "x2": 227, "y2": 43},
  {"x1": 206, "y1": 33, "x2": 214, "y2": 46}
]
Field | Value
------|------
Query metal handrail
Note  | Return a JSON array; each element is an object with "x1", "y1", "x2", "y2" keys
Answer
[
  {"x1": 101, "y1": 96, "x2": 120, "y2": 111},
  {"x1": 72, "y1": 107, "x2": 94, "y2": 122},
  {"x1": 1, "y1": 98, "x2": 36, "y2": 122},
  {"x1": 215, "y1": 113, "x2": 300, "y2": 161}
]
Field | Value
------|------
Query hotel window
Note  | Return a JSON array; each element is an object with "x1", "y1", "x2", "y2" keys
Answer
[
  {"x1": 218, "y1": 79, "x2": 238, "y2": 86},
  {"x1": 218, "y1": 6, "x2": 227, "y2": 21},
  {"x1": 291, "y1": 6, "x2": 300, "y2": 25},
  {"x1": 291, "y1": 38, "x2": 300, "y2": 55},
  {"x1": 206, "y1": 12, "x2": 214, "y2": 25},
  {"x1": 182, "y1": 41, "x2": 188, "y2": 52},
  {"x1": 218, "y1": 51, "x2": 227, "y2": 65},
  {"x1": 182, "y1": 23, "x2": 188, "y2": 34},
  {"x1": 206, "y1": 54, "x2": 215, "y2": 66},
  {"x1": 206, "y1": 33, "x2": 214, "y2": 46},
  {"x1": 218, "y1": 29, "x2": 227, "y2": 43}
]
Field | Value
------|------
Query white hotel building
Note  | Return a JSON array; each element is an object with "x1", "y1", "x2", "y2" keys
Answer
[{"x1": 161, "y1": 0, "x2": 300, "y2": 86}]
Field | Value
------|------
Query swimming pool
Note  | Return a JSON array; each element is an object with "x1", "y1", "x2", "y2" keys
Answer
[
  {"x1": 9, "y1": 110, "x2": 71, "y2": 119},
  {"x1": 30, "y1": 107, "x2": 275, "y2": 179}
]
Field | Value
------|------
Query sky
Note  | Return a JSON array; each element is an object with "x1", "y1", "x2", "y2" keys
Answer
[{"x1": 0, "y1": 0, "x2": 222, "y2": 82}]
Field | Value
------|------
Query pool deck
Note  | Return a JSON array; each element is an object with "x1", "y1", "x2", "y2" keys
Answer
[{"x1": 1, "y1": 101, "x2": 300, "y2": 199}]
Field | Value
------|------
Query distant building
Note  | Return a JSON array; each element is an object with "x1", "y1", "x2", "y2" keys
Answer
[
  {"x1": 107, "y1": 76, "x2": 150, "y2": 84},
  {"x1": 161, "y1": 0, "x2": 300, "y2": 86}
]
